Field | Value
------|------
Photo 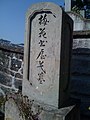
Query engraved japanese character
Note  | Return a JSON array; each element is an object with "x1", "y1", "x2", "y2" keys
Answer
[
  {"x1": 39, "y1": 40, "x2": 47, "y2": 47},
  {"x1": 37, "y1": 61, "x2": 46, "y2": 73},
  {"x1": 39, "y1": 40, "x2": 45, "y2": 47},
  {"x1": 38, "y1": 14, "x2": 49, "y2": 26},
  {"x1": 36, "y1": 49, "x2": 46, "y2": 60},
  {"x1": 39, "y1": 28, "x2": 47, "y2": 38},
  {"x1": 37, "y1": 72, "x2": 45, "y2": 84}
]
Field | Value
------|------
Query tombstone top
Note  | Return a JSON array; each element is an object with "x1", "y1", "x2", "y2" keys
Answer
[{"x1": 26, "y1": 2, "x2": 62, "y2": 19}]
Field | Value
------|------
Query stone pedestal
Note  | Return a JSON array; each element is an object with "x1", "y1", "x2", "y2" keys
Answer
[{"x1": 5, "y1": 98, "x2": 80, "y2": 120}]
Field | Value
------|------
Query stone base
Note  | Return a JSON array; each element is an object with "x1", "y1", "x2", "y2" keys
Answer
[
  {"x1": 5, "y1": 98, "x2": 80, "y2": 120},
  {"x1": 39, "y1": 104, "x2": 80, "y2": 120}
]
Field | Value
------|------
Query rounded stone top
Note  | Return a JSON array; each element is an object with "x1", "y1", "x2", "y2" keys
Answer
[{"x1": 26, "y1": 2, "x2": 63, "y2": 19}]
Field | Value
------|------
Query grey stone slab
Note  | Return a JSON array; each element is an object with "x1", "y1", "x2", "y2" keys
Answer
[
  {"x1": 5, "y1": 99, "x2": 24, "y2": 120},
  {"x1": 23, "y1": 2, "x2": 73, "y2": 108},
  {"x1": 5, "y1": 98, "x2": 80, "y2": 120}
]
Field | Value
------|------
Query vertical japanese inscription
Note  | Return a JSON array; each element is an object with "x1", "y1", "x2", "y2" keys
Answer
[
  {"x1": 29, "y1": 11, "x2": 57, "y2": 87},
  {"x1": 36, "y1": 13, "x2": 49, "y2": 84}
]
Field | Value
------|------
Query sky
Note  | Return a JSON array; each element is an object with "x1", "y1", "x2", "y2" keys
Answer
[{"x1": 0, "y1": 0, "x2": 64, "y2": 44}]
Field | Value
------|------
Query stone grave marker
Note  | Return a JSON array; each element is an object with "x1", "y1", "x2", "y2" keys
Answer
[
  {"x1": 5, "y1": 2, "x2": 80, "y2": 120},
  {"x1": 23, "y1": 2, "x2": 73, "y2": 108}
]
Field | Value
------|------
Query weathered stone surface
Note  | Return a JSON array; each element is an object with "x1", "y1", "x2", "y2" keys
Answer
[
  {"x1": 5, "y1": 99, "x2": 24, "y2": 120},
  {"x1": 5, "y1": 97, "x2": 80, "y2": 120},
  {"x1": 67, "y1": 10, "x2": 90, "y2": 31},
  {"x1": 23, "y1": 2, "x2": 73, "y2": 108}
]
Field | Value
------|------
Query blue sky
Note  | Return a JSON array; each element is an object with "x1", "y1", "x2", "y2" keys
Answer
[{"x1": 0, "y1": 0, "x2": 64, "y2": 44}]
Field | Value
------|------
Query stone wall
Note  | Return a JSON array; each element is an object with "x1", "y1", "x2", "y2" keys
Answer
[
  {"x1": 0, "y1": 39, "x2": 23, "y2": 96},
  {"x1": 67, "y1": 11, "x2": 90, "y2": 31}
]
